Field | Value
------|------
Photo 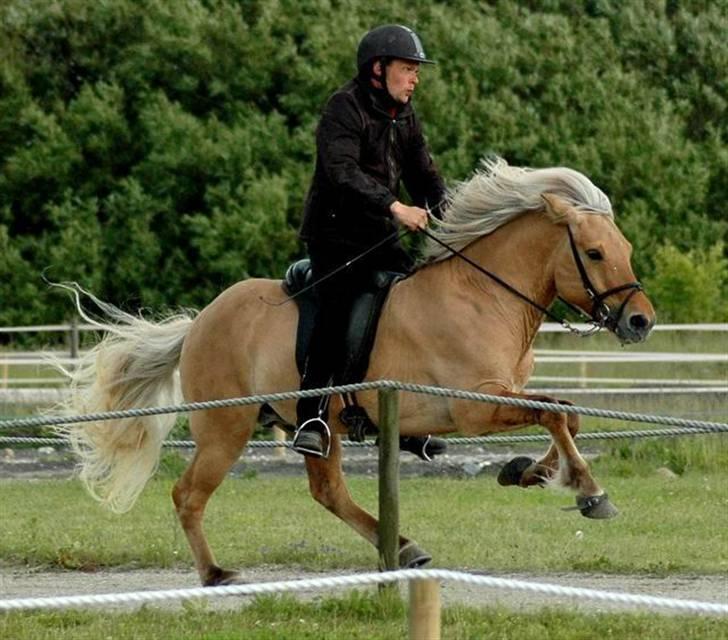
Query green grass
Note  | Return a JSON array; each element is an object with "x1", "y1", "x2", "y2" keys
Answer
[
  {"x1": 1, "y1": 592, "x2": 727, "y2": 639},
  {"x1": 1, "y1": 462, "x2": 727, "y2": 575}
]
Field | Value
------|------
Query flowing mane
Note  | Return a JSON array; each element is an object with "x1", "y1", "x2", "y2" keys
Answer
[{"x1": 421, "y1": 157, "x2": 613, "y2": 263}]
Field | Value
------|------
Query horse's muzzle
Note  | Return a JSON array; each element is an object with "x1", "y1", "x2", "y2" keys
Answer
[{"x1": 615, "y1": 310, "x2": 655, "y2": 344}]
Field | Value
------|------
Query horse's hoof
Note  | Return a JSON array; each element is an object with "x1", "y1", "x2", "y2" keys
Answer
[
  {"x1": 399, "y1": 541, "x2": 432, "y2": 568},
  {"x1": 576, "y1": 493, "x2": 619, "y2": 519},
  {"x1": 497, "y1": 456, "x2": 535, "y2": 487},
  {"x1": 203, "y1": 566, "x2": 241, "y2": 586}
]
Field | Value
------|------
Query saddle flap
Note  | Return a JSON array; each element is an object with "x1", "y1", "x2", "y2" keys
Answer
[{"x1": 283, "y1": 258, "x2": 403, "y2": 382}]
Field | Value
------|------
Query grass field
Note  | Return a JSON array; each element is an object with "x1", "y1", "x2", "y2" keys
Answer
[
  {"x1": 1, "y1": 329, "x2": 726, "y2": 637},
  {"x1": 1, "y1": 463, "x2": 728, "y2": 638},
  {"x1": 2, "y1": 593, "x2": 728, "y2": 640},
  {"x1": 1, "y1": 440, "x2": 727, "y2": 574}
]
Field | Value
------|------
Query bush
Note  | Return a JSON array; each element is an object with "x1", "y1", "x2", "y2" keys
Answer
[
  {"x1": 0, "y1": 0, "x2": 725, "y2": 324},
  {"x1": 644, "y1": 242, "x2": 728, "y2": 322}
]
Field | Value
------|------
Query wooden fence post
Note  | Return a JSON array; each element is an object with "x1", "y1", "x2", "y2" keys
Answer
[
  {"x1": 408, "y1": 578, "x2": 441, "y2": 639},
  {"x1": 378, "y1": 387, "x2": 400, "y2": 576},
  {"x1": 272, "y1": 426, "x2": 287, "y2": 459}
]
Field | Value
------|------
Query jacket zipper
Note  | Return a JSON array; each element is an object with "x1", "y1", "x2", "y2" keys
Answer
[{"x1": 387, "y1": 119, "x2": 397, "y2": 192}]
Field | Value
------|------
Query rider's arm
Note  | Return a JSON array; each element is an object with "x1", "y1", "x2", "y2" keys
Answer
[{"x1": 401, "y1": 112, "x2": 447, "y2": 220}]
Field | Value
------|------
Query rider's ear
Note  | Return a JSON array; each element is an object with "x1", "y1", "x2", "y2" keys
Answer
[{"x1": 541, "y1": 193, "x2": 576, "y2": 226}]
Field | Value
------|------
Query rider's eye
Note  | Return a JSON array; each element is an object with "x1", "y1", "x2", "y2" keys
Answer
[{"x1": 586, "y1": 249, "x2": 603, "y2": 261}]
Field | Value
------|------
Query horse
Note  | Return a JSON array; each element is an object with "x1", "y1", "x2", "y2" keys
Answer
[{"x1": 58, "y1": 157, "x2": 655, "y2": 586}]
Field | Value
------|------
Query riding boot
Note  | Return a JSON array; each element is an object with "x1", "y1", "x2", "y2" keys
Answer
[
  {"x1": 398, "y1": 435, "x2": 447, "y2": 461},
  {"x1": 292, "y1": 420, "x2": 327, "y2": 457},
  {"x1": 293, "y1": 393, "x2": 330, "y2": 458}
]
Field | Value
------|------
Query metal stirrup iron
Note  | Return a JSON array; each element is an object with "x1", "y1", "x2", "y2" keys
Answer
[{"x1": 292, "y1": 416, "x2": 332, "y2": 459}]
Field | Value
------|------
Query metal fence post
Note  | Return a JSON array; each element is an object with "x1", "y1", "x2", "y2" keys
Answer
[{"x1": 378, "y1": 387, "x2": 400, "y2": 575}]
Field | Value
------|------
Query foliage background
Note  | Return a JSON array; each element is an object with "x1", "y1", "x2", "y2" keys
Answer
[{"x1": 0, "y1": 0, "x2": 726, "y2": 325}]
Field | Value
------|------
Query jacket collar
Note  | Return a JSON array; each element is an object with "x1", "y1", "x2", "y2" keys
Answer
[{"x1": 354, "y1": 76, "x2": 413, "y2": 120}]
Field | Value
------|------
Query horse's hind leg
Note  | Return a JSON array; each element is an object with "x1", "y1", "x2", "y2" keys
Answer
[
  {"x1": 172, "y1": 406, "x2": 255, "y2": 586},
  {"x1": 305, "y1": 435, "x2": 431, "y2": 568}
]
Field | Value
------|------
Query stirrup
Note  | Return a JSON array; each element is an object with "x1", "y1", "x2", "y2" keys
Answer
[
  {"x1": 292, "y1": 417, "x2": 332, "y2": 459},
  {"x1": 399, "y1": 435, "x2": 447, "y2": 462}
]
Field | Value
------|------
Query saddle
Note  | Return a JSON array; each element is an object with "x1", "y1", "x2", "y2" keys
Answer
[{"x1": 283, "y1": 258, "x2": 402, "y2": 438}]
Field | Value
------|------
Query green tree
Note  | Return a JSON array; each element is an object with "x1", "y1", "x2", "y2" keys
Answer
[
  {"x1": 644, "y1": 243, "x2": 728, "y2": 323},
  {"x1": 0, "y1": 0, "x2": 725, "y2": 325}
]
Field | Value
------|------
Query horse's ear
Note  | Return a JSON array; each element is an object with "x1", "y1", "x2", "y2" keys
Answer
[{"x1": 541, "y1": 193, "x2": 575, "y2": 225}]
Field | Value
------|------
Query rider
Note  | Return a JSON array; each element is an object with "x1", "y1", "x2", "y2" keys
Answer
[{"x1": 293, "y1": 24, "x2": 448, "y2": 457}]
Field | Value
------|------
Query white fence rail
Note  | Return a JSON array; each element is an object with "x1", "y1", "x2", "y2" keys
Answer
[{"x1": 1, "y1": 322, "x2": 727, "y2": 334}]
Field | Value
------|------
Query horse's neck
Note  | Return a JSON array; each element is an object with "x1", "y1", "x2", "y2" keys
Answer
[
  {"x1": 409, "y1": 211, "x2": 560, "y2": 351},
  {"x1": 460, "y1": 211, "x2": 560, "y2": 335},
  {"x1": 374, "y1": 212, "x2": 562, "y2": 385}
]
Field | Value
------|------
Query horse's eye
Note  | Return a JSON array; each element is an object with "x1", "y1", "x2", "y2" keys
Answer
[{"x1": 586, "y1": 249, "x2": 603, "y2": 261}]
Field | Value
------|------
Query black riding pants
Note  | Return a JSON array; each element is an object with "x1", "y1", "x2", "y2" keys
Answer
[{"x1": 296, "y1": 241, "x2": 411, "y2": 424}]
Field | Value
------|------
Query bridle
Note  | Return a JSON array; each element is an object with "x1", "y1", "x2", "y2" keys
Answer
[
  {"x1": 421, "y1": 226, "x2": 643, "y2": 338},
  {"x1": 564, "y1": 226, "x2": 643, "y2": 334}
]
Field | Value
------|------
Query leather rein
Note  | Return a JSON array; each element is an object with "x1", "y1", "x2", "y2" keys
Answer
[{"x1": 420, "y1": 226, "x2": 643, "y2": 338}]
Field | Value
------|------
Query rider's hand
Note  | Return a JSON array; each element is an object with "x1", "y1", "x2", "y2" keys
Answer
[{"x1": 390, "y1": 201, "x2": 428, "y2": 231}]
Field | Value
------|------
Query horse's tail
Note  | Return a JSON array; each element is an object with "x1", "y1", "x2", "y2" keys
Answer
[{"x1": 55, "y1": 284, "x2": 195, "y2": 513}]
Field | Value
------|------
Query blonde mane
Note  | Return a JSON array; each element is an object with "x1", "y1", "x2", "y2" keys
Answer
[{"x1": 421, "y1": 157, "x2": 613, "y2": 263}]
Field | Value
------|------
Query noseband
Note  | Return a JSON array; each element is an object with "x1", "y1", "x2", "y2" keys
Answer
[{"x1": 564, "y1": 226, "x2": 643, "y2": 333}]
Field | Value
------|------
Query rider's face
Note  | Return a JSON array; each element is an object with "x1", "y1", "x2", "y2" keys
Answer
[{"x1": 382, "y1": 59, "x2": 421, "y2": 104}]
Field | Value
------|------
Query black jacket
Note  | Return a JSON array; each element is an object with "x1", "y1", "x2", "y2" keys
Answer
[{"x1": 299, "y1": 77, "x2": 446, "y2": 253}]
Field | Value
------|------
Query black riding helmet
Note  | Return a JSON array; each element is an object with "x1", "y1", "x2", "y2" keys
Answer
[{"x1": 356, "y1": 24, "x2": 436, "y2": 72}]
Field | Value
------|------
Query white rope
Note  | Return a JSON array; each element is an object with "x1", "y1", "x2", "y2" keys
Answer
[
  {"x1": 1, "y1": 424, "x2": 725, "y2": 451},
  {"x1": 0, "y1": 568, "x2": 725, "y2": 614},
  {"x1": 3, "y1": 385, "x2": 725, "y2": 408}
]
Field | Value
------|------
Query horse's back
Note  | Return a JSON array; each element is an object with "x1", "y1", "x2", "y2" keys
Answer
[{"x1": 179, "y1": 278, "x2": 299, "y2": 403}]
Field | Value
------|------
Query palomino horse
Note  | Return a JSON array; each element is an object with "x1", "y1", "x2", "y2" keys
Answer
[{"x1": 60, "y1": 158, "x2": 655, "y2": 586}]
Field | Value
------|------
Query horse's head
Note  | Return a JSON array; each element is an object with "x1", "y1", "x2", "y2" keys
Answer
[{"x1": 542, "y1": 193, "x2": 655, "y2": 344}]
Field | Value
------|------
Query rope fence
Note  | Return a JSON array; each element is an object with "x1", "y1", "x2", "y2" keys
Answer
[
  {"x1": 1, "y1": 568, "x2": 726, "y2": 616},
  {"x1": 1, "y1": 424, "x2": 726, "y2": 451},
  {"x1": 0, "y1": 380, "x2": 726, "y2": 434}
]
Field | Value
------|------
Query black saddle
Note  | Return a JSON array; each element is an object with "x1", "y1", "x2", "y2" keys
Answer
[{"x1": 283, "y1": 258, "x2": 402, "y2": 384}]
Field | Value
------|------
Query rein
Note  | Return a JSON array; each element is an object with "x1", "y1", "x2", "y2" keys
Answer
[{"x1": 420, "y1": 226, "x2": 642, "y2": 338}]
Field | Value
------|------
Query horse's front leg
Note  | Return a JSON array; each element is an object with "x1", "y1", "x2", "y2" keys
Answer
[
  {"x1": 304, "y1": 434, "x2": 431, "y2": 568},
  {"x1": 510, "y1": 398, "x2": 580, "y2": 488},
  {"x1": 451, "y1": 389, "x2": 616, "y2": 519}
]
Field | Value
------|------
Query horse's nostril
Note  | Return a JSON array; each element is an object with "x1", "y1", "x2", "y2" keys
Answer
[{"x1": 629, "y1": 313, "x2": 648, "y2": 330}]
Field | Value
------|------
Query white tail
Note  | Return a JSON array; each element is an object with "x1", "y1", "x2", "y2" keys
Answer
[{"x1": 55, "y1": 285, "x2": 195, "y2": 513}]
